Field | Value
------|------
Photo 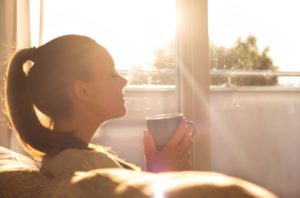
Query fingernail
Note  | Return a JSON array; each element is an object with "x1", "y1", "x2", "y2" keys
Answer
[{"x1": 184, "y1": 123, "x2": 192, "y2": 128}]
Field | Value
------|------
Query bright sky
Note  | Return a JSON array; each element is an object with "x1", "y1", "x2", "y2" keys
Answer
[
  {"x1": 42, "y1": 0, "x2": 176, "y2": 70},
  {"x1": 208, "y1": 0, "x2": 300, "y2": 71},
  {"x1": 42, "y1": 0, "x2": 300, "y2": 72}
]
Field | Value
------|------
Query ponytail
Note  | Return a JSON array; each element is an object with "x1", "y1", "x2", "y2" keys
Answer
[{"x1": 5, "y1": 48, "x2": 87, "y2": 157}]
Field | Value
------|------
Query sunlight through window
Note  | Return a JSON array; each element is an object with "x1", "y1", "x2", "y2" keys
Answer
[{"x1": 43, "y1": 0, "x2": 176, "y2": 78}]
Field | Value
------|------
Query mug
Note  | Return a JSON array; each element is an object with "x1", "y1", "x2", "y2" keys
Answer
[{"x1": 146, "y1": 113, "x2": 195, "y2": 150}]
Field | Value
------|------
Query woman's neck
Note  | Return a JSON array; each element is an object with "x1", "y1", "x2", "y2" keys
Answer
[{"x1": 53, "y1": 111, "x2": 104, "y2": 144}]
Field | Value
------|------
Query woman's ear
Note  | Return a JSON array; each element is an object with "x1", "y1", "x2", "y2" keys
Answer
[{"x1": 71, "y1": 80, "x2": 90, "y2": 103}]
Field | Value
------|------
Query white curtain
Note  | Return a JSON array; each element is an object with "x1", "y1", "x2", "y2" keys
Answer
[
  {"x1": 0, "y1": 0, "x2": 41, "y2": 151},
  {"x1": 0, "y1": 0, "x2": 18, "y2": 148}
]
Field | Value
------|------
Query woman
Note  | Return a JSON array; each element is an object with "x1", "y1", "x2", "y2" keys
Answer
[{"x1": 4, "y1": 35, "x2": 193, "y2": 176}]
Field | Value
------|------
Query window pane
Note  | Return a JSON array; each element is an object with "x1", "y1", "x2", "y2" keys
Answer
[
  {"x1": 43, "y1": 0, "x2": 177, "y2": 85},
  {"x1": 208, "y1": 0, "x2": 300, "y2": 87}
]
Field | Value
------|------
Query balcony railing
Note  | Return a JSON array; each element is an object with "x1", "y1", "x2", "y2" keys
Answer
[
  {"x1": 210, "y1": 69, "x2": 300, "y2": 77},
  {"x1": 210, "y1": 70, "x2": 300, "y2": 91},
  {"x1": 118, "y1": 69, "x2": 300, "y2": 91}
]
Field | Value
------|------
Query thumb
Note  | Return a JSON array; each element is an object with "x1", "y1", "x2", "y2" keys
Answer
[{"x1": 143, "y1": 129, "x2": 157, "y2": 156}]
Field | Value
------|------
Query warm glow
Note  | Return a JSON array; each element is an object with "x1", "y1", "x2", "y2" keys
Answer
[{"x1": 43, "y1": 0, "x2": 176, "y2": 70}]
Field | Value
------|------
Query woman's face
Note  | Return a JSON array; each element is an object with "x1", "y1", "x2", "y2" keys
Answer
[{"x1": 84, "y1": 55, "x2": 128, "y2": 121}]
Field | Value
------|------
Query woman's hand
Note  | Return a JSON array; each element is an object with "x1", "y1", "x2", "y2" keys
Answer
[{"x1": 143, "y1": 118, "x2": 194, "y2": 173}]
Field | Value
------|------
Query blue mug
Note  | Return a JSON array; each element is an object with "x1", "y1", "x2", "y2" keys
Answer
[{"x1": 146, "y1": 113, "x2": 195, "y2": 150}]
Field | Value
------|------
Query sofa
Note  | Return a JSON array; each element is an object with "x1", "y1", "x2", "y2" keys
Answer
[{"x1": 0, "y1": 146, "x2": 278, "y2": 198}]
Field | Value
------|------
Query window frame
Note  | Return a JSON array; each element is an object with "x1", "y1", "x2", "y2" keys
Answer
[{"x1": 177, "y1": 0, "x2": 210, "y2": 170}]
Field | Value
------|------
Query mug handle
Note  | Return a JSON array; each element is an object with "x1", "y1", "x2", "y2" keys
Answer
[{"x1": 185, "y1": 120, "x2": 196, "y2": 137}]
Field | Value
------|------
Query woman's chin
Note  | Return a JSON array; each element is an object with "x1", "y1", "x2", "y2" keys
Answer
[
  {"x1": 118, "y1": 107, "x2": 127, "y2": 117},
  {"x1": 110, "y1": 107, "x2": 127, "y2": 120}
]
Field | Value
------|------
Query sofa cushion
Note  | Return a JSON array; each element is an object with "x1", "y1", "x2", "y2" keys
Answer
[
  {"x1": 40, "y1": 168, "x2": 278, "y2": 198},
  {"x1": 0, "y1": 146, "x2": 278, "y2": 198},
  {"x1": 0, "y1": 146, "x2": 48, "y2": 198}
]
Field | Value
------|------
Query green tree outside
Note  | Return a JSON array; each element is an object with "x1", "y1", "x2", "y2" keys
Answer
[
  {"x1": 210, "y1": 35, "x2": 278, "y2": 86},
  {"x1": 129, "y1": 35, "x2": 278, "y2": 86}
]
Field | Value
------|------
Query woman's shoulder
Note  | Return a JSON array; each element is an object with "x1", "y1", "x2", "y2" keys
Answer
[
  {"x1": 88, "y1": 144, "x2": 141, "y2": 171},
  {"x1": 40, "y1": 147, "x2": 122, "y2": 178}
]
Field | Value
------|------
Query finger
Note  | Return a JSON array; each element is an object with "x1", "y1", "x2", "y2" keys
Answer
[
  {"x1": 177, "y1": 125, "x2": 194, "y2": 154},
  {"x1": 178, "y1": 123, "x2": 194, "y2": 145},
  {"x1": 177, "y1": 152, "x2": 191, "y2": 170},
  {"x1": 185, "y1": 122, "x2": 195, "y2": 138},
  {"x1": 181, "y1": 160, "x2": 192, "y2": 171},
  {"x1": 179, "y1": 148, "x2": 193, "y2": 169},
  {"x1": 178, "y1": 136, "x2": 194, "y2": 156},
  {"x1": 168, "y1": 118, "x2": 188, "y2": 147},
  {"x1": 143, "y1": 130, "x2": 157, "y2": 157}
]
